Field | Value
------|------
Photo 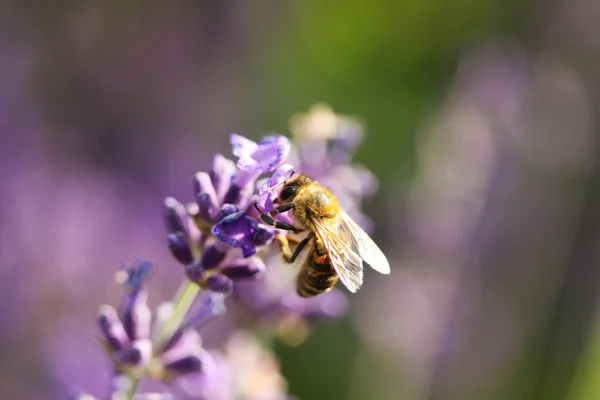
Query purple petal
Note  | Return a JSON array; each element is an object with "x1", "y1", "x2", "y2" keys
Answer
[
  {"x1": 167, "y1": 232, "x2": 194, "y2": 265},
  {"x1": 221, "y1": 256, "x2": 266, "y2": 280},
  {"x1": 206, "y1": 274, "x2": 233, "y2": 294},
  {"x1": 209, "y1": 154, "x2": 237, "y2": 202},
  {"x1": 211, "y1": 211, "x2": 274, "y2": 257},
  {"x1": 258, "y1": 164, "x2": 294, "y2": 213},
  {"x1": 231, "y1": 133, "x2": 258, "y2": 161},
  {"x1": 253, "y1": 226, "x2": 276, "y2": 246},
  {"x1": 230, "y1": 134, "x2": 291, "y2": 190},
  {"x1": 234, "y1": 135, "x2": 285, "y2": 171},
  {"x1": 258, "y1": 135, "x2": 292, "y2": 172},
  {"x1": 98, "y1": 305, "x2": 130, "y2": 351}
]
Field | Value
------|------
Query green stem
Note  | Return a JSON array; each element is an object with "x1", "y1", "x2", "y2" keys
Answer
[
  {"x1": 125, "y1": 376, "x2": 141, "y2": 400},
  {"x1": 155, "y1": 280, "x2": 200, "y2": 348}
]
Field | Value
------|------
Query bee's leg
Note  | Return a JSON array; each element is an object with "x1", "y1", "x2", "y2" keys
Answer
[
  {"x1": 274, "y1": 234, "x2": 312, "y2": 264},
  {"x1": 269, "y1": 203, "x2": 295, "y2": 217},
  {"x1": 253, "y1": 201, "x2": 302, "y2": 234}
]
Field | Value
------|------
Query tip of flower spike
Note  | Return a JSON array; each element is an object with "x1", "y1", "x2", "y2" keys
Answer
[{"x1": 116, "y1": 261, "x2": 152, "y2": 290}]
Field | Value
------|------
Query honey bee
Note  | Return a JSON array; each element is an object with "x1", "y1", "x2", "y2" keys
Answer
[{"x1": 253, "y1": 173, "x2": 390, "y2": 297}]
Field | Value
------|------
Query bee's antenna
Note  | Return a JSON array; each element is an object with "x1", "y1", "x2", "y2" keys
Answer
[{"x1": 267, "y1": 179, "x2": 286, "y2": 193}]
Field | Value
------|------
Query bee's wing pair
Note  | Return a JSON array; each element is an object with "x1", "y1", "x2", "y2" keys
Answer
[{"x1": 311, "y1": 211, "x2": 390, "y2": 293}]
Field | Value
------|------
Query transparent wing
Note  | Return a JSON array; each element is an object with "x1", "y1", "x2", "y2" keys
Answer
[
  {"x1": 310, "y1": 215, "x2": 364, "y2": 293},
  {"x1": 338, "y1": 210, "x2": 390, "y2": 274}
]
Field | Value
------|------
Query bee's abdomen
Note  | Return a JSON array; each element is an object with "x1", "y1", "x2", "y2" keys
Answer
[{"x1": 297, "y1": 252, "x2": 338, "y2": 298}]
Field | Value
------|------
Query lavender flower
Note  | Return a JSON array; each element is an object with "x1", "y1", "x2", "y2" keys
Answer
[
  {"x1": 74, "y1": 104, "x2": 379, "y2": 399},
  {"x1": 164, "y1": 134, "x2": 290, "y2": 293},
  {"x1": 97, "y1": 261, "x2": 225, "y2": 396}
]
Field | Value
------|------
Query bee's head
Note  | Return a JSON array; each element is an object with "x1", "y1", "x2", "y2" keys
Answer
[{"x1": 278, "y1": 173, "x2": 311, "y2": 203}]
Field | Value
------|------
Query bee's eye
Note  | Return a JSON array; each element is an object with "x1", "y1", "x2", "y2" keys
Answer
[{"x1": 280, "y1": 185, "x2": 297, "y2": 202}]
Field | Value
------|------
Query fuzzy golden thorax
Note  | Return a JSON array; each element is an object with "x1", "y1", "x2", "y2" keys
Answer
[{"x1": 280, "y1": 174, "x2": 340, "y2": 230}]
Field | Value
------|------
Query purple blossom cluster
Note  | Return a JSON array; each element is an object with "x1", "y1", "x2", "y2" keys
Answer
[{"x1": 73, "y1": 104, "x2": 379, "y2": 399}]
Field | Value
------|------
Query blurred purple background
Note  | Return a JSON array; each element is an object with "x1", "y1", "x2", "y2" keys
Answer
[{"x1": 2, "y1": 1, "x2": 600, "y2": 399}]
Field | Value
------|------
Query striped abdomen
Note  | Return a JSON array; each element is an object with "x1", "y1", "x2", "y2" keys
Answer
[{"x1": 296, "y1": 249, "x2": 339, "y2": 297}]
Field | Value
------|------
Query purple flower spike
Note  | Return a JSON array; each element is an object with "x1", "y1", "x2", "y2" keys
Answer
[
  {"x1": 206, "y1": 274, "x2": 233, "y2": 294},
  {"x1": 98, "y1": 305, "x2": 129, "y2": 351},
  {"x1": 221, "y1": 257, "x2": 266, "y2": 280},
  {"x1": 167, "y1": 232, "x2": 194, "y2": 265},
  {"x1": 230, "y1": 134, "x2": 291, "y2": 191},
  {"x1": 120, "y1": 262, "x2": 152, "y2": 341}
]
